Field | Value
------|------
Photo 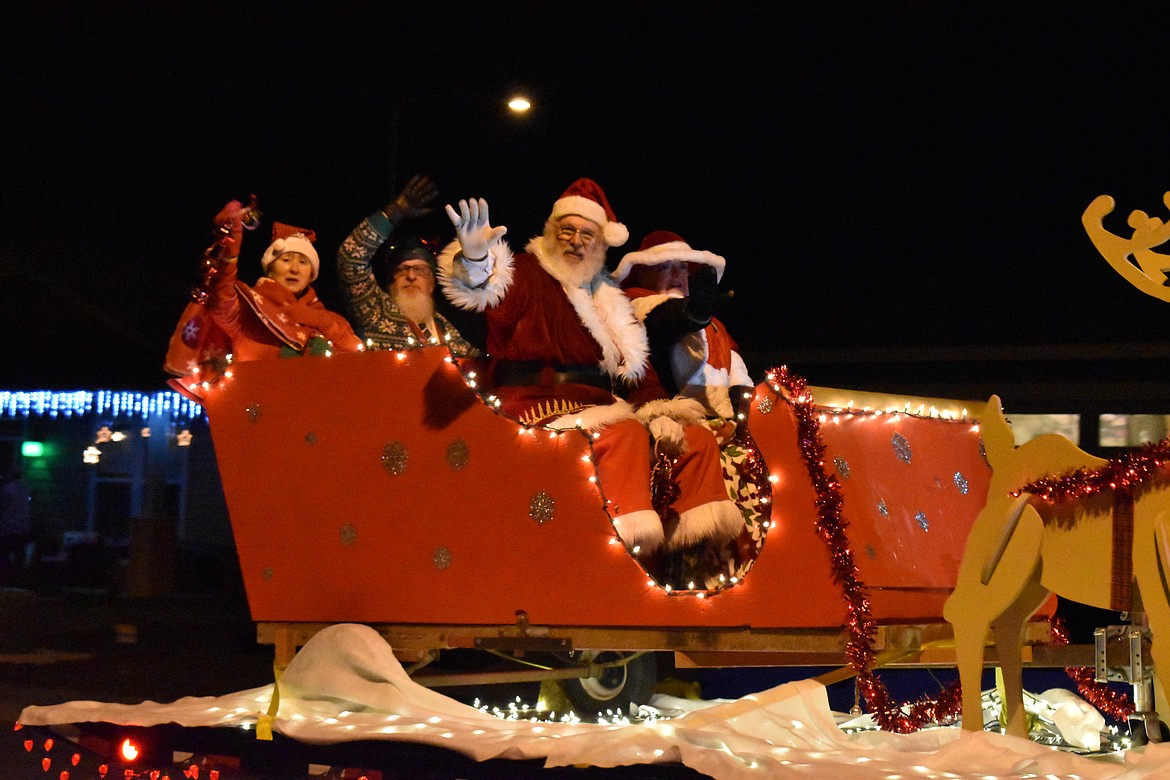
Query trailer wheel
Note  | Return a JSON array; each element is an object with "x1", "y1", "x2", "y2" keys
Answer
[{"x1": 562, "y1": 651, "x2": 658, "y2": 716}]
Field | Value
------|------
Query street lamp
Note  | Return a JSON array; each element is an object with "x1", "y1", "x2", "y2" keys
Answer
[{"x1": 388, "y1": 91, "x2": 534, "y2": 191}]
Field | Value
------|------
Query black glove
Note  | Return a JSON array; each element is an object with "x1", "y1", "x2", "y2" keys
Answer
[
  {"x1": 686, "y1": 265, "x2": 729, "y2": 323},
  {"x1": 383, "y1": 175, "x2": 439, "y2": 222}
]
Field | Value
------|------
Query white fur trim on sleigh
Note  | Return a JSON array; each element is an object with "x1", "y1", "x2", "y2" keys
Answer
[
  {"x1": 437, "y1": 239, "x2": 515, "y2": 312},
  {"x1": 666, "y1": 499, "x2": 744, "y2": 551}
]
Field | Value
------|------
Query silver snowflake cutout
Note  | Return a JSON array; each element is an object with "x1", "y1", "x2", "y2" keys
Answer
[
  {"x1": 834, "y1": 456, "x2": 851, "y2": 480},
  {"x1": 953, "y1": 471, "x2": 969, "y2": 494},
  {"x1": 382, "y1": 441, "x2": 408, "y2": 475},
  {"x1": 915, "y1": 511, "x2": 930, "y2": 532},
  {"x1": 878, "y1": 499, "x2": 889, "y2": 518},
  {"x1": 433, "y1": 546, "x2": 452, "y2": 570},
  {"x1": 530, "y1": 491, "x2": 556, "y2": 524},
  {"x1": 892, "y1": 432, "x2": 912, "y2": 464},
  {"x1": 446, "y1": 439, "x2": 470, "y2": 471},
  {"x1": 757, "y1": 396, "x2": 774, "y2": 414}
]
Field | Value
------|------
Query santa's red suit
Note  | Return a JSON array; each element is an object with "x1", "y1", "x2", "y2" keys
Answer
[
  {"x1": 627, "y1": 290, "x2": 752, "y2": 421},
  {"x1": 438, "y1": 181, "x2": 742, "y2": 554},
  {"x1": 614, "y1": 231, "x2": 752, "y2": 423}
]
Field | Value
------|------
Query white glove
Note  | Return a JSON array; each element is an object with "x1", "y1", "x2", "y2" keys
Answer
[
  {"x1": 444, "y1": 198, "x2": 507, "y2": 261},
  {"x1": 648, "y1": 416, "x2": 686, "y2": 455}
]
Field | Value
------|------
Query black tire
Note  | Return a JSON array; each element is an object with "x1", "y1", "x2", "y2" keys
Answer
[{"x1": 562, "y1": 651, "x2": 658, "y2": 716}]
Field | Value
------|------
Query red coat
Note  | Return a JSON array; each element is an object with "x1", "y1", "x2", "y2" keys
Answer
[
  {"x1": 440, "y1": 242, "x2": 652, "y2": 429},
  {"x1": 164, "y1": 260, "x2": 362, "y2": 395}
]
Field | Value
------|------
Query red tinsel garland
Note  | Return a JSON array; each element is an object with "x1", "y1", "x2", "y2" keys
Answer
[
  {"x1": 1014, "y1": 437, "x2": 1170, "y2": 503},
  {"x1": 771, "y1": 364, "x2": 1146, "y2": 732},
  {"x1": 1014, "y1": 432, "x2": 1170, "y2": 724},
  {"x1": 768, "y1": 366, "x2": 962, "y2": 732}
]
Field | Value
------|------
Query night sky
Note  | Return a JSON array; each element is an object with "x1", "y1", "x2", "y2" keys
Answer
[{"x1": 4, "y1": 2, "x2": 1170, "y2": 392}]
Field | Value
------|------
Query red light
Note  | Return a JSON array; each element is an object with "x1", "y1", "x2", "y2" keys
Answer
[{"x1": 119, "y1": 738, "x2": 140, "y2": 762}]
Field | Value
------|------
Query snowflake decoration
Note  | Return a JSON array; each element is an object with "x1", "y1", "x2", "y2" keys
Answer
[
  {"x1": 892, "y1": 432, "x2": 912, "y2": 464},
  {"x1": 878, "y1": 499, "x2": 889, "y2": 518},
  {"x1": 382, "y1": 441, "x2": 408, "y2": 475},
  {"x1": 834, "y1": 456, "x2": 851, "y2": 479},
  {"x1": 953, "y1": 471, "x2": 969, "y2": 494},
  {"x1": 433, "y1": 547, "x2": 452, "y2": 570},
  {"x1": 757, "y1": 396, "x2": 774, "y2": 414},
  {"x1": 339, "y1": 523, "x2": 357, "y2": 546},
  {"x1": 261, "y1": 566, "x2": 274, "y2": 581},
  {"x1": 530, "y1": 491, "x2": 556, "y2": 524},
  {"x1": 915, "y1": 511, "x2": 930, "y2": 532},
  {"x1": 446, "y1": 439, "x2": 470, "y2": 471},
  {"x1": 246, "y1": 403, "x2": 261, "y2": 422}
]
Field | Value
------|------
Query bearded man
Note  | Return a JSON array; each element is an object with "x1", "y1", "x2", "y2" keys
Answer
[
  {"x1": 337, "y1": 175, "x2": 478, "y2": 357},
  {"x1": 439, "y1": 179, "x2": 742, "y2": 558}
]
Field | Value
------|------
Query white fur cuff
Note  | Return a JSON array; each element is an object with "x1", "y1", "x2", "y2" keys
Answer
[
  {"x1": 666, "y1": 500, "x2": 743, "y2": 550},
  {"x1": 437, "y1": 239, "x2": 514, "y2": 312},
  {"x1": 635, "y1": 396, "x2": 707, "y2": 426},
  {"x1": 611, "y1": 509, "x2": 664, "y2": 554}
]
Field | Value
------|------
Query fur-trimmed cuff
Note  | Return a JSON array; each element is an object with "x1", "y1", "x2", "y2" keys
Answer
[
  {"x1": 611, "y1": 509, "x2": 664, "y2": 554},
  {"x1": 437, "y1": 238, "x2": 515, "y2": 312},
  {"x1": 548, "y1": 399, "x2": 635, "y2": 432},
  {"x1": 629, "y1": 292, "x2": 677, "y2": 322},
  {"x1": 666, "y1": 499, "x2": 743, "y2": 550},
  {"x1": 635, "y1": 396, "x2": 707, "y2": 426}
]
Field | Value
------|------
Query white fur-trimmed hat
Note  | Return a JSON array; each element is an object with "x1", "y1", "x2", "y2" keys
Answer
[
  {"x1": 613, "y1": 230, "x2": 725, "y2": 284},
  {"x1": 549, "y1": 178, "x2": 628, "y2": 247},
  {"x1": 261, "y1": 222, "x2": 320, "y2": 281}
]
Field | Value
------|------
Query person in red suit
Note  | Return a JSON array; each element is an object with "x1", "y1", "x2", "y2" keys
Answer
[
  {"x1": 438, "y1": 179, "x2": 742, "y2": 561},
  {"x1": 165, "y1": 202, "x2": 362, "y2": 397},
  {"x1": 613, "y1": 230, "x2": 753, "y2": 440}
]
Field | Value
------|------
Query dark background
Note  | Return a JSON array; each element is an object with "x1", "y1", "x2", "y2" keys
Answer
[{"x1": 4, "y1": 1, "x2": 1170, "y2": 402}]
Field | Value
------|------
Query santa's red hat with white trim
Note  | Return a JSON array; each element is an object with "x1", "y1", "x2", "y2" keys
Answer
[
  {"x1": 549, "y1": 178, "x2": 628, "y2": 247},
  {"x1": 261, "y1": 222, "x2": 320, "y2": 281},
  {"x1": 612, "y1": 230, "x2": 726, "y2": 284}
]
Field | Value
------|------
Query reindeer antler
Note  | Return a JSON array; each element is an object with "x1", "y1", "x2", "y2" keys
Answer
[{"x1": 1083, "y1": 192, "x2": 1170, "y2": 302}]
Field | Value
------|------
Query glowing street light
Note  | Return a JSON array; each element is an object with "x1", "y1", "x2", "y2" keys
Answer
[
  {"x1": 507, "y1": 95, "x2": 532, "y2": 113},
  {"x1": 389, "y1": 91, "x2": 534, "y2": 189}
]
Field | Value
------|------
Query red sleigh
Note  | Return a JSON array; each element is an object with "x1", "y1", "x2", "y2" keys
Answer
[{"x1": 201, "y1": 348, "x2": 1054, "y2": 711}]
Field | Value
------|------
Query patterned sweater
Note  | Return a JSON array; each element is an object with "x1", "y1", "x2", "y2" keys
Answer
[{"x1": 336, "y1": 211, "x2": 478, "y2": 357}]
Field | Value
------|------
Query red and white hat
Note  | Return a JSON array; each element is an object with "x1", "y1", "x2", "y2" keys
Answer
[
  {"x1": 261, "y1": 222, "x2": 320, "y2": 281},
  {"x1": 549, "y1": 178, "x2": 629, "y2": 247},
  {"x1": 612, "y1": 230, "x2": 726, "y2": 284}
]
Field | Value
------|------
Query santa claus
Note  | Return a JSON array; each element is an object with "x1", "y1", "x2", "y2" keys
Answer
[{"x1": 439, "y1": 179, "x2": 743, "y2": 557}]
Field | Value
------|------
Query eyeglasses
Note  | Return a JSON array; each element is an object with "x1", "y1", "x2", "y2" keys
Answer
[
  {"x1": 394, "y1": 262, "x2": 434, "y2": 279},
  {"x1": 555, "y1": 226, "x2": 598, "y2": 246}
]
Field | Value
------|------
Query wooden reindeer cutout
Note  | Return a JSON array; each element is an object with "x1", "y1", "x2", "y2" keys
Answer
[
  {"x1": 1084, "y1": 191, "x2": 1170, "y2": 302},
  {"x1": 944, "y1": 396, "x2": 1170, "y2": 738}
]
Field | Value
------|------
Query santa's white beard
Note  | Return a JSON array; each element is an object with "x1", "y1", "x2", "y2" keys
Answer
[
  {"x1": 538, "y1": 234, "x2": 606, "y2": 288},
  {"x1": 395, "y1": 288, "x2": 435, "y2": 324}
]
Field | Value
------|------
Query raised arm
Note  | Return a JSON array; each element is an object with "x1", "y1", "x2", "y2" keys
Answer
[
  {"x1": 337, "y1": 175, "x2": 440, "y2": 330},
  {"x1": 438, "y1": 197, "x2": 514, "y2": 311}
]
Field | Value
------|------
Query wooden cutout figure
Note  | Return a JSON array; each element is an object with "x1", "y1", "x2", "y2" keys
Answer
[
  {"x1": 1084, "y1": 191, "x2": 1170, "y2": 301},
  {"x1": 943, "y1": 396, "x2": 1170, "y2": 738}
]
